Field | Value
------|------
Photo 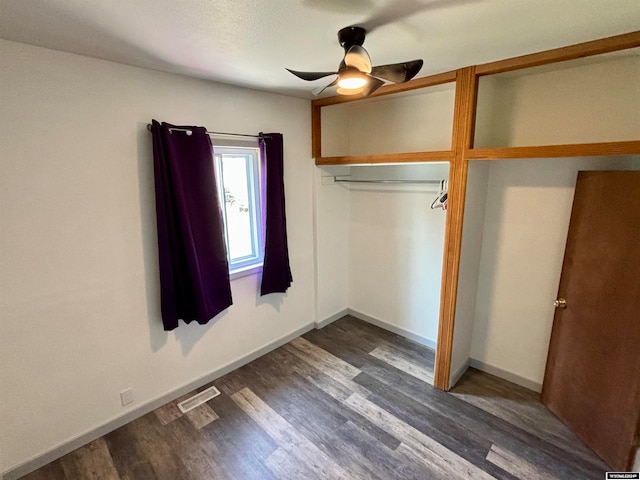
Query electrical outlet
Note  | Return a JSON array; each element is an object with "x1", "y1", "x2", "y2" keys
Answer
[{"x1": 120, "y1": 388, "x2": 134, "y2": 406}]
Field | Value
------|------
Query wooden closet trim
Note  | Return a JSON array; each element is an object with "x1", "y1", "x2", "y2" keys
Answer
[
  {"x1": 316, "y1": 151, "x2": 454, "y2": 165},
  {"x1": 434, "y1": 67, "x2": 477, "y2": 390},
  {"x1": 468, "y1": 141, "x2": 640, "y2": 160},
  {"x1": 476, "y1": 30, "x2": 640, "y2": 76},
  {"x1": 311, "y1": 103, "x2": 322, "y2": 158}
]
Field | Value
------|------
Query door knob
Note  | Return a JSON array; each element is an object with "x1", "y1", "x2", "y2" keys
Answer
[{"x1": 554, "y1": 298, "x2": 567, "y2": 308}]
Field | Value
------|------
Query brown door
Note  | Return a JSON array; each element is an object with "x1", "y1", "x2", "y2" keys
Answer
[{"x1": 541, "y1": 170, "x2": 640, "y2": 470}]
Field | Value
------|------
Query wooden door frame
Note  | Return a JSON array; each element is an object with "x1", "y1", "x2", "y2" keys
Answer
[{"x1": 311, "y1": 30, "x2": 640, "y2": 390}]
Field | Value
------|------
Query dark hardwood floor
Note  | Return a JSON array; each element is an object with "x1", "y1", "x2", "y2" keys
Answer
[{"x1": 20, "y1": 316, "x2": 608, "y2": 479}]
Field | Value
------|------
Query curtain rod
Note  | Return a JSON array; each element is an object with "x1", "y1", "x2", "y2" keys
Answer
[
  {"x1": 146, "y1": 123, "x2": 269, "y2": 139},
  {"x1": 333, "y1": 176, "x2": 444, "y2": 185}
]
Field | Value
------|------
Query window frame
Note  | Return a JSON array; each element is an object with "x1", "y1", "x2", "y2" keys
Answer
[{"x1": 212, "y1": 142, "x2": 264, "y2": 279}]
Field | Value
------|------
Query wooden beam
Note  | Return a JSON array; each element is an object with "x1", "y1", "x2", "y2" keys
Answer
[
  {"x1": 467, "y1": 141, "x2": 640, "y2": 160},
  {"x1": 315, "y1": 150, "x2": 454, "y2": 166},
  {"x1": 476, "y1": 30, "x2": 640, "y2": 76},
  {"x1": 312, "y1": 71, "x2": 456, "y2": 108},
  {"x1": 434, "y1": 67, "x2": 478, "y2": 391},
  {"x1": 311, "y1": 103, "x2": 322, "y2": 158}
]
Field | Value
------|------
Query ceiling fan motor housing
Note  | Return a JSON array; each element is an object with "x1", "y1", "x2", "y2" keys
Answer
[{"x1": 338, "y1": 26, "x2": 367, "y2": 51}]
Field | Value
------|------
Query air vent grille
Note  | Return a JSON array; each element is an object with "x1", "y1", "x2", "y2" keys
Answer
[{"x1": 177, "y1": 386, "x2": 221, "y2": 413}]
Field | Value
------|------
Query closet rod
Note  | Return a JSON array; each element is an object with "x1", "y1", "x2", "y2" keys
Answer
[
  {"x1": 333, "y1": 177, "x2": 444, "y2": 185},
  {"x1": 146, "y1": 123, "x2": 269, "y2": 139}
]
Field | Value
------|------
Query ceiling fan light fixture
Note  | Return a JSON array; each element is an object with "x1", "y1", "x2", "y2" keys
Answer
[
  {"x1": 337, "y1": 77, "x2": 367, "y2": 89},
  {"x1": 336, "y1": 86, "x2": 365, "y2": 96},
  {"x1": 337, "y1": 69, "x2": 367, "y2": 90}
]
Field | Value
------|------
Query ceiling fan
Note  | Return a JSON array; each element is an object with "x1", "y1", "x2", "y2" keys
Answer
[{"x1": 286, "y1": 26, "x2": 423, "y2": 96}]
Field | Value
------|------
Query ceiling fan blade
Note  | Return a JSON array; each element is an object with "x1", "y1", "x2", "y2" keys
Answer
[
  {"x1": 362, "y1": 76, "x2": 385, "y2": 96},
  {"x1": 312, "y1": 77, "x2": 338, "y2": 96},
  {"x1": 360, "y1": 0, "x2": 472, "y2": 33},
  {"x1": 344, "y1": 45, "x2": 372, "y2": 73},
  {"x1": 370, "y1": 59, "x2": 423, "y2": 83},
  {"x1": 285, "y1": 68, "x2": 337, "y2": 81}
]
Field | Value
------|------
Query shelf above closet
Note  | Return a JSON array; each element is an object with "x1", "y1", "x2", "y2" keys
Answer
[
  {"x1": 316, "y1": 150, "x2": 454, "y2": 166},
  {"x1": 467, "y1": 141, "x2": 640, "y2": 160}
]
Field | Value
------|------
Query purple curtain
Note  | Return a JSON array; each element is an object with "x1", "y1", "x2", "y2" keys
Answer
[
  {"x1": 259, "y1": 133, "x2": 293, "y2": 295},
  {"x1": 151, "y1": 120, "x2": 232, "y2": 331}
]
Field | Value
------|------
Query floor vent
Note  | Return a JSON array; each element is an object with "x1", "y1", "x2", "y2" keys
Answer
[{"x1": 177, "y1": 386, "x2": 221, "y2": 413}]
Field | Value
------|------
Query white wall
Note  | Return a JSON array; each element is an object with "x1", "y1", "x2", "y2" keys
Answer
[
  {"x1": 0, "y1": 39, "x2": 314, "y2": 475},
  {"x1": 314, "y1": 165, "x2": 350, "y2": 323},
  {"x1": 475, "y1": 53, "x2": 640, "y2": 147},
  {"x1": 314, "y1": 161, "x2": 449, "y2": 347},
  {"x1": 348, "y1": 164, "x2": 449, "y2": 346},
  {"x1": 449, "y1": 161, "x2": 489, "y2": 385},
  {"x1": 470, "y1": 156, "x2": 639, "y2": 387},
  {"x1": 321, "y1": 84, "x2": 455, "y2": 157}
]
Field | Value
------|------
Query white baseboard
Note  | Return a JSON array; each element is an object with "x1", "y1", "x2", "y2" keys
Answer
[
  {"x1": 469, "y1": 359, "x2": 542, "y2": 393},
  {"x1": 2, "y1": 322, "x2": 315, "y2": 480},
  {"x1": 449, "y1": 359, "x2": 470, "y2": 389},
  {"x1": 315, "y1": 308, "x2": 349, "y2": 329},
  {"x1": 347, "y1": 309, "x2": 437, "y2": 351}
]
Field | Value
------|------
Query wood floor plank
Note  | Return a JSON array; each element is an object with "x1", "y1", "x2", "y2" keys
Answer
[
  {"x1": 231, "y1": 387, "x2": 349, "y2": 479},
  {"x1": 19, "y1": 462, "x2": 69, "y2": 480},
  {"x1": 305, "y1": 316, "x2": 435, "y2": 370},
  {"x1": 302, "y1": 327, "x2": 514, "y2": 477},
  {"x1": 202, "y1": 394, "x2": 278, "y2": 480},
  {"x1": 333, "y1": 420, "x2": 434, "y2": 480},
  {"x1": 161, "y1": 416, "x2": 226, "y2": 480},
  {"x1": 270, "y1": 354, "x2": 400, "y2": 456},
  {"x1": 124, "y1": 413, "x2": 190, "y2": 480},
  {"x1": 185, "y1": 403, "x2": 219, "y2": 429},
  {"x1": 274, "y1": 390, "x2": 385, "y2": 480},
  {"x1": 282, "y1": 342, "x2": 370, "y2": 397},
  {"x1": 264, "y1": 447, "x2": 325, "y2": 480},
  {"x1": 344, "y1": 393, "x2": 496, "y2": 480},
  {"x1": 267, "y1": 346, "x2": 402, "y2": 452},
  {"x1": 303, "y1": 320, "x2": 402, "y2": 371},
  {"x1": 356, "y1": 344, "x2": 606, "y2": 478},
  {"x1": 369, "y1": 344, "x2": 434, "y2": 384},
  {"x1": 153, "y1": 393, "x2": 193, "y2": 426},
  {"x1": 205, "y1": 392, "x2": 278, "y2": 463},
  {"x1": 104, "y1": 422, "x2": 159, "y2": 480},
  {"x1": 290, "y1": 337, "x2": 362, "y2": 378},
  {"x1": 451, "y1": 368, "x2": 600, "y2": 464},
  {"x1": 294, "y1": 364, "x2": 354, "y2": 401},
  {"x1": 354, "y1": 365, "x2": 604, "y2": 479},
  {"x1": 58, "y1": 437, "x2": 120, "y2": 480},
  {"x1": 486, "y1": 444, "x2": 559, "y2": 480}
]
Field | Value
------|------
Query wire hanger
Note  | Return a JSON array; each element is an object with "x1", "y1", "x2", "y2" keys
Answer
[{"x1": 430, "y1": 180, "x2": 448, "y2": 210}]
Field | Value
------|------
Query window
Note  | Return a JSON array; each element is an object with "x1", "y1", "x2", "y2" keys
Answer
[{"x1": 213, "y1": 145, "x2": 263, "y2": 277}]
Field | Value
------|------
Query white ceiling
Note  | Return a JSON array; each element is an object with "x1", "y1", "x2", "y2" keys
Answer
[{"x1": 1, "y1": 0, "x2": 639, "y2": 99}]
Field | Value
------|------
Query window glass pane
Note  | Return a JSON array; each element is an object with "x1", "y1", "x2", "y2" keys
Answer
[{"x1": 221, "y1": 154, "x2": 254, "y2": 261}]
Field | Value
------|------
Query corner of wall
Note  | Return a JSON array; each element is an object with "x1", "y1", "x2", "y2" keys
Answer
[{"x1": 449, "y1": 161, "x2": 490, "y2": 384}]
